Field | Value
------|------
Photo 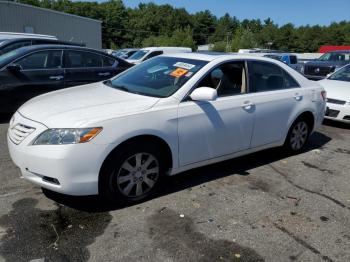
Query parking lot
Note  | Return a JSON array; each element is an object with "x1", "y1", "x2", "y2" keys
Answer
[{"x1": 0, "y1": 118, "x2": 348, "y2": 262}]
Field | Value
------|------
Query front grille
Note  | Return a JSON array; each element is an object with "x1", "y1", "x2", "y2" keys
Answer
[
  {"x1": 327, "y1": 98, "x2": 346, "y2": 105},
  {"x1": 305, "y1": 65, "x2": 334, "y2": 76},
  {"x1": 9, "y1": 123, "x2": 36, "y2": 145},
  {"x1": 325, "y1": 109, "x2": 340, "y2": 118}
]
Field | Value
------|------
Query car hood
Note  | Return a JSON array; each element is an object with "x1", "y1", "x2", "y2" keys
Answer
[
  {"x1": 19, "y1": 82, "x2": 161, "y2": 128},
  {"x1": 318, "y1": 79, "x2": 350, "y2": 102}
]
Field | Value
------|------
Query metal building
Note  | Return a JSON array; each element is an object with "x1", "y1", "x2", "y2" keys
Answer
[{"x1": 0, "y1": 1, "x2": 102, "y2": 49}]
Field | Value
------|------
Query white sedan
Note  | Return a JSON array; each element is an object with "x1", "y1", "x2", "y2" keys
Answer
[
  {"x1": 7, "y1": 53, "x2": 326, "y2": 203},
  {"x1": 318, "y1": 64, "x2": 350, "y2": 123}
]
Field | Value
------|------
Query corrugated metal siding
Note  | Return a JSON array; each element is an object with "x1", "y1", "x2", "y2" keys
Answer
[{"x1": 0, "y1": 1, "x2": 102, "y2": 49}]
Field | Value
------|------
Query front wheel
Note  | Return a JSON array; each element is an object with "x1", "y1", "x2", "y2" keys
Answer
[
  {"x1": 100, "y1": 142, "x2": 166, "y2": 204},
  {"x1": 284, "y1": 118, "x2": 310, "y2": 153}
]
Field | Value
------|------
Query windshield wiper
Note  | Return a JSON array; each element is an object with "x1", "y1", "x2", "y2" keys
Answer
[
  {"x1": 103, "y1": 79, "x2": 113, "y2": 87},
  {"x1": 104, "y1": 80, "x2": 130, "y2": 92}
]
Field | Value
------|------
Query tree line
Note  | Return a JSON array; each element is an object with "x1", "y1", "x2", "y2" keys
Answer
[{"x1": 16, "y1": 0, "x2": 350, "y2": 52}]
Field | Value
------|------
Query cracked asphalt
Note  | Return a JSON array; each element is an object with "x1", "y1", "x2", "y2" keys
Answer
[{"x1": 0, "y1": 117, "x2": 349, "y2": 262}]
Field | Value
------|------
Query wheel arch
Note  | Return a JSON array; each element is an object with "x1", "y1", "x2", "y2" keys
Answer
[
  {"x1": 98, "y1": 134, "x2": 174, "y2": 193},
  {"x1": 284, "y1": 110, "x2": 315, "y2": 142}
]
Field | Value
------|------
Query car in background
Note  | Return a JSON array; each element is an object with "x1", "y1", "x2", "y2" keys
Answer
[
  {"x1": 0, "y1": 45, "x2": 133, "y2": 113},
  {"x1": 7, "y1": 53, "x2": 326, "y2": 203},
  {"x1": 264, "y1": 53, "x2": 300, "y2": 71},
  {"x1": 112, "y1": 48, "x2": 139, "y2": 59},
  {"x1": 126, "y1": 47, "x2": 192, "y2": 65},
  {"x1": 0, "y1": 37, "x2": 85, "y2": 56},
  {"x1": 0, "y1": 32, "x2": 85, "y2": 55},
  {"x1": 318, "y1": 64, "x2": 350, "y2": 123},
  {"x1": 0, "y1": 32, "x2": 57, "y2": 40},
  {"x1": 301, "y1": 50, "x2": 350, "y2": 80}
]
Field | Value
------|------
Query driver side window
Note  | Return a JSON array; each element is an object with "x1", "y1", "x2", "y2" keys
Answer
[{"x1": 196, "y1": 61, "x2": 247, "y2": 97}]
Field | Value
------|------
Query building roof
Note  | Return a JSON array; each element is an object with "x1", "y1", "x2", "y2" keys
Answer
[{"x1": 0, "y1": 1, "x2": 102, "y2": 23}]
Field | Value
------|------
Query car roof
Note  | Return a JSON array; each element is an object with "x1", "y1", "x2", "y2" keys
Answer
[
  {"x1": 11, "y1": 44, "x2": 109, "y2": 55},
  {"x1": 163, "y1": 52, "x2": 281, "y2": 63},
  {"x1": 0, "y1": 32, "x2": 57, "y2": 41},
  {"x1": 264, "y1": 53, "x2": 296, "y2": 56},
  {"x1": 139, "y1": 46, "x2": 192, "y2": 51},
  {"x1": 326, "y1": 50, "x2": 350, "y2": 54},
  {"x1": 0, "y1": 38, "x2": 84, "y2": 46},
  {"x1": 120, "y1": 48, "x2": 139, "y2": 51}
]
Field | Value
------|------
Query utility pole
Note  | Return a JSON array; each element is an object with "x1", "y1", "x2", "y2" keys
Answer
[{"x1": 226, "y1": 32, "x2": 231, "y2": 52}]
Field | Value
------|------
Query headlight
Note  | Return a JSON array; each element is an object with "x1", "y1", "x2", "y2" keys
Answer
[
  {"x1": 300, "y1": 65, "x2": 304, "y2": 74},
  {"x1": 33, "y1": 127, "x2": 102, "y2": 145}
]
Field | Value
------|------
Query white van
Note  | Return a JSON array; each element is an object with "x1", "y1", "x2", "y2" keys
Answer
[{"x1": 126, "y1": 47, "x2": 192, "y2": 64}]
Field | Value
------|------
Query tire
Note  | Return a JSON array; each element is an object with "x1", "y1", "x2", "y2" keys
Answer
[
  {"x1": 99, "y1": 141, "x2": 166, "y2": 204},
  {"x1": 284, "y1": 117, "x2": 311, "y2": 154}
]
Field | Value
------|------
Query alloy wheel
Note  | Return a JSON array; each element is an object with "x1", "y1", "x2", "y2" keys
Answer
[
  {"x1": 290, "y1": 121, "x2": 308, "y2": 151},
  {"x1": 116, "y1": 153, "x2": 159, "y2": 198}
]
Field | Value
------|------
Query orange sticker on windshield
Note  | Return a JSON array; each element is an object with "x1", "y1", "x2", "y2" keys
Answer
[{"x1": 170, "y1": 68, "x2": 188, "y2": 77}]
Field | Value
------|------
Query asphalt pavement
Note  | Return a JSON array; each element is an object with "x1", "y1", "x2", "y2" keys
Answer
[{"x1": 0, "y1": 118, "x2": 349, "y2": 262}]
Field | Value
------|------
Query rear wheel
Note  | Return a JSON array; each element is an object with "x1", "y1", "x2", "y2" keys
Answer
[
  {"x1": 284, "y1": 118, "x2": 310, "y2": 153},
  {"x1": 100, "y1": 142, "x2": 166, "y2": 203}
]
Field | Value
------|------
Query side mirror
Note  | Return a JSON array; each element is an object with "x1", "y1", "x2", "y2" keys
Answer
[
  {"x1": 6, "y1": 64, "x2": 22, "y2": 73},
  {"x1": 326, "y1": 73, "x2": 332, "y2": 78},
  {"x1": 190, "y1": 87, "x2": 218, "y2": 101}
]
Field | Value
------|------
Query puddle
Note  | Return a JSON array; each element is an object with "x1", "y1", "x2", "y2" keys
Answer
[
  {"x1": 0, "y1": 198, "x2": 112, "y2": 261},
  {"x1": 146, "y1": 208, "x2": 264, "y2": 262}
]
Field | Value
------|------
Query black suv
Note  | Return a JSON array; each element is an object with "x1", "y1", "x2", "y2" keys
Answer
[
  {"x1": 302, "y1": 51, "x2": 350, "y2": 80},
  {"x1": 0, "y1": 38, "x2": 84, "y2": 55},
  {"x1": 0, "y1": 45, "x2": 133, "y2": 113}
]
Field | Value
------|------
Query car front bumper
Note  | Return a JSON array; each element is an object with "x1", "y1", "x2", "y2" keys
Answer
[
  {"x1": 324, "y1": 103, "x2": 350, "y2": 123},
  {"x1": 7, "y1": 112, "x2": 114, "y2": 196}
]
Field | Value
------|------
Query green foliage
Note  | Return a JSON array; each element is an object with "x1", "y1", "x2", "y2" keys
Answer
[
  {"x1": 211, "y1": 41, "x2": 226, "y2": 52},
  {"x1": 17, "y1": 0, "x2": 350, "y2": 52},
  {"x1": 142, "y1": 27, "x2": 195, "y2": 50}
]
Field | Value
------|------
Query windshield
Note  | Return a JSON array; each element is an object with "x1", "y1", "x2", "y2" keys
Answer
[
  {"x1": 106, "y1": 56, "x2": 208, "y2": 98},
  {"x1": 128, "y1": 50, "x2": 149, "y2": 60},
  {"x1": 328, "y1": 65, "x2": 350, "y2": 82},
  {"x1": 319, "y1": 52, "x2": 350, "y2": 62}
]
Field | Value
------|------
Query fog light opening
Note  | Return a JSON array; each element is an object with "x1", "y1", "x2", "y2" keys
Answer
[{"x1": 42, "y1": 176, "x2": 60, "y2": 185}]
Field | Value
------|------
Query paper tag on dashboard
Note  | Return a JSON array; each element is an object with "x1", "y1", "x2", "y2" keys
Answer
[
  {"x1": 173, "y1": 62, "x2": 195, "y2": 70},
  {"x1": 170, "y1": 68, "x2": 188, "y2": 77}
]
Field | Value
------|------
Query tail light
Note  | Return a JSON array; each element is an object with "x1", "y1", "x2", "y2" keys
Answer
[{"x1": 321, "y1": 90, "x2": 327, "y2": 101}]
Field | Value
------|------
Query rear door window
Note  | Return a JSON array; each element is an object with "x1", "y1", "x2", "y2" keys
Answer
[
  {"x1": 65, "y1": 51, "x2": 84, "y2": 68},
  {"x1": 248, "y1": 61, "x2": 300, "y2": 92},
  {"x1": 102, "y1": 56, "x2": 116, "y2": 67},
  {"x1": 65, "y1": 50, "x2": 111, "y2": 68}
]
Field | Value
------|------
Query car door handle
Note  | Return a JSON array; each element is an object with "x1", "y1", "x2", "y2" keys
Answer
[
  {"x1": 49, "y1": 75, "x2": 64, "y2": 80},
  {"x1": 98, "y1": 72, "x2": 111, "y2": 76},
  {"x1": 242, "y1": 101, "x2": 255, "y2": 110}
]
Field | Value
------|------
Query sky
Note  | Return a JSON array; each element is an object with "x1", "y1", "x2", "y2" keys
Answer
[{"x1": 123, "y1": 0, "x2": 350, "y2": 26}]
